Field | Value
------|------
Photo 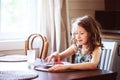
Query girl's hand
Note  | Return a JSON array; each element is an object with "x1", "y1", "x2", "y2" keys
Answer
[
  {"x1": 48, "y1": 64, "x2": 67, "y2": 72},
  {"x1": 45, "y1": 52, "x2": 60, "y2": 62}
]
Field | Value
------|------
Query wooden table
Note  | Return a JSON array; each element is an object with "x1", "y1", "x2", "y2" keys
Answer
[
  {"x1": 34, "y1": 69, "x2": 117, "y2": 80},
  {"x1": 0, "y1": 55, "x2": 117, "y2": 80}
]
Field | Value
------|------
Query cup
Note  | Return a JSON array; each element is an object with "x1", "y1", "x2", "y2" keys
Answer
[{"x1": 27, "y1": 50, "x2": 36, "y2": 69}]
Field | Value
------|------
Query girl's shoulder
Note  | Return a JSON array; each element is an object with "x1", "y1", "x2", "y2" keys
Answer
[
  {"x1": 93, "y1": 46, "x2": 102, "y2": 52},
  {"x1": 92, "y1": 46, "x2": 102, "y2": 55}
]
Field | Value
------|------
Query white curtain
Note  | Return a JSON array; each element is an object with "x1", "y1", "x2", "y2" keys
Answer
[{"x1": 37, "y1": 0, "x2": 69, "y2": 55}]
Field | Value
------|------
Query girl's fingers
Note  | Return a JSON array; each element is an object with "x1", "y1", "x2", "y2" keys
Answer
[
  {"x1": 48, "y1": 65, "x2": 58, "y2": 71},
  {"x1": 47, "y1": 56, "x2": 53, "y2": 62},
  {"x1": 45, "y1": 56, "x2": 52, "y2": 62},
  {"x1": 46, "y1": 55, "x2": 55, "y2": 62},
  {"x1": 57, "y1": 54, "x2": 60, "y2": 62},
  {"x1": 45, "y1": 52, "x2": 59, "y2": 63}
]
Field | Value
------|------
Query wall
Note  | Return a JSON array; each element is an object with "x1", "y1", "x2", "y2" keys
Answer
[{"x1": 67, "y1": 0, "x2": 105, "y2": 27}]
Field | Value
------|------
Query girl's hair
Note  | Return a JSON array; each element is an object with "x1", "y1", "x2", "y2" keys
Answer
[{"x1": 71, "y1": 15, "x2": 103, "y2": 52}]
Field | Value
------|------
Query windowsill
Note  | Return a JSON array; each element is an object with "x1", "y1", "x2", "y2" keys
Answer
[{"x1": 0, "y1": 39, "x2": 25, "y2": 51}]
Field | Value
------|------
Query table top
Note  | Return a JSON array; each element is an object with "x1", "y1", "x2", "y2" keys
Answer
[
  {"x1": 34, "y1": 69, "x2": 117, "y2": 80},
  {"x1": 0, "y1": 54, "x2": 117, "y2": 80}
]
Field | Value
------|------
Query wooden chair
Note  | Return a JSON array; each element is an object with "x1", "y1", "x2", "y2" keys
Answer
[
  {"x1": 24, "y1": 34, "x2": 49, "y2": 59},
  {"x1": 98, "y1": 41, "x2": 118, "y2": 71}
]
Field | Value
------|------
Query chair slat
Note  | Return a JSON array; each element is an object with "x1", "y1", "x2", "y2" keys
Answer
[{"x1": 98, "y1": 42, "x2": 117, "y2": 71}]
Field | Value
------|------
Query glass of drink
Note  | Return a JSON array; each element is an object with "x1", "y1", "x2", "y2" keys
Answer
[{"x1": 27, "y1": 50, "x2": 36, "y2": 69}]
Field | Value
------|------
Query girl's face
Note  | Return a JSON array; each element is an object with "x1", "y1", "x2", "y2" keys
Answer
[{"x1": 73, "y1": 25, "x2": 89, "y2": 45}]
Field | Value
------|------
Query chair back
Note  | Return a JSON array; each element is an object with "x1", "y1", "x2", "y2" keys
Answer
[
  {"x1": 98, "y1": 41, "x2": 117, "y2": 71},
  {"x1": 24, "y1": 34, "x2": 49, "y2": 59}
]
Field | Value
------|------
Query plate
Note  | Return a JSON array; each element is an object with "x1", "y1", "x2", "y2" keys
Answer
[
  {"x1": 34, "y1": 63, "x2": 54, "y2": 71},
  {"x1": 34, "y1": 66, "x2": 49, "y2": 72},
  {"x1": 34, "y1": 61, "x2": 71, "y2": 72},
  {"x1": 0, "y1": 54, "x2": 27, "y2": 62},
  {"x1": 0, "y1": 54, "x2": 7, "y2": 57}
]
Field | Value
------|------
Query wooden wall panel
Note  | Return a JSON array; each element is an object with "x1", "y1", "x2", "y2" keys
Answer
[
  {"x1": 67, "y1": 0, "x2": 105, "y2": 23},
  {"x1": 69, "y1": 0, "x2": 104, "y2": 10}
]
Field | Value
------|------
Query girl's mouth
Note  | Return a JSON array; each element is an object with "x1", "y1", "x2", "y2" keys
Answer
[{"x1": 77, "y1": 39, "x2": 82, "y2": 42}]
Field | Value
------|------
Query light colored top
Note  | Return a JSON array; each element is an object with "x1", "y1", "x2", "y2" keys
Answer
[{"x1": 74, "y1": 47, "x2": 92, "y2": 63}]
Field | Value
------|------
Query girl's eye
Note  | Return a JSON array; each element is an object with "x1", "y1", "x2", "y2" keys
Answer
[{"x1": 80, "y1": 32, "x2": 84, "y2": 35}]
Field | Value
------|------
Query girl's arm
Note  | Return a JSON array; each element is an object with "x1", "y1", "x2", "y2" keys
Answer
[
  {"x1": 48, "y1": 47, "x2": 101, "y2": 71},
  {"x1": 59, "y1": 44, "x2": 77, "y2": 60},
  {"x1": 66, "y1": 47, "x2": 101, "y2": 70},
  {"x1": 46, "y1": 44, "x2": 77, "y2": 62}
]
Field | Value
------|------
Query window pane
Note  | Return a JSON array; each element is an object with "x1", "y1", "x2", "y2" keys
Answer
[
  {"x1": 0, "y1": 0, "x2": 38, "y2": 40},
  {"x1": 2, "y1": 0, "x2": 26, "y2": 32}
]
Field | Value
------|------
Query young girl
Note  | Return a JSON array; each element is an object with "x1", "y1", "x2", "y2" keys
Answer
[{"x1": 46, "y1": 15, "x2": 103, "y2": 72}]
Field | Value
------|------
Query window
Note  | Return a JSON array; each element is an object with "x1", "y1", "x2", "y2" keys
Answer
[{"x1": 0, "y1": 0, "x2": 39, "y2": 40}]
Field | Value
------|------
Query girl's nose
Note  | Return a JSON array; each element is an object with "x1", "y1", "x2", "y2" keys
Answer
[{"x1": 76, "y1": 33, "x2": 80, "y2": 39}]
